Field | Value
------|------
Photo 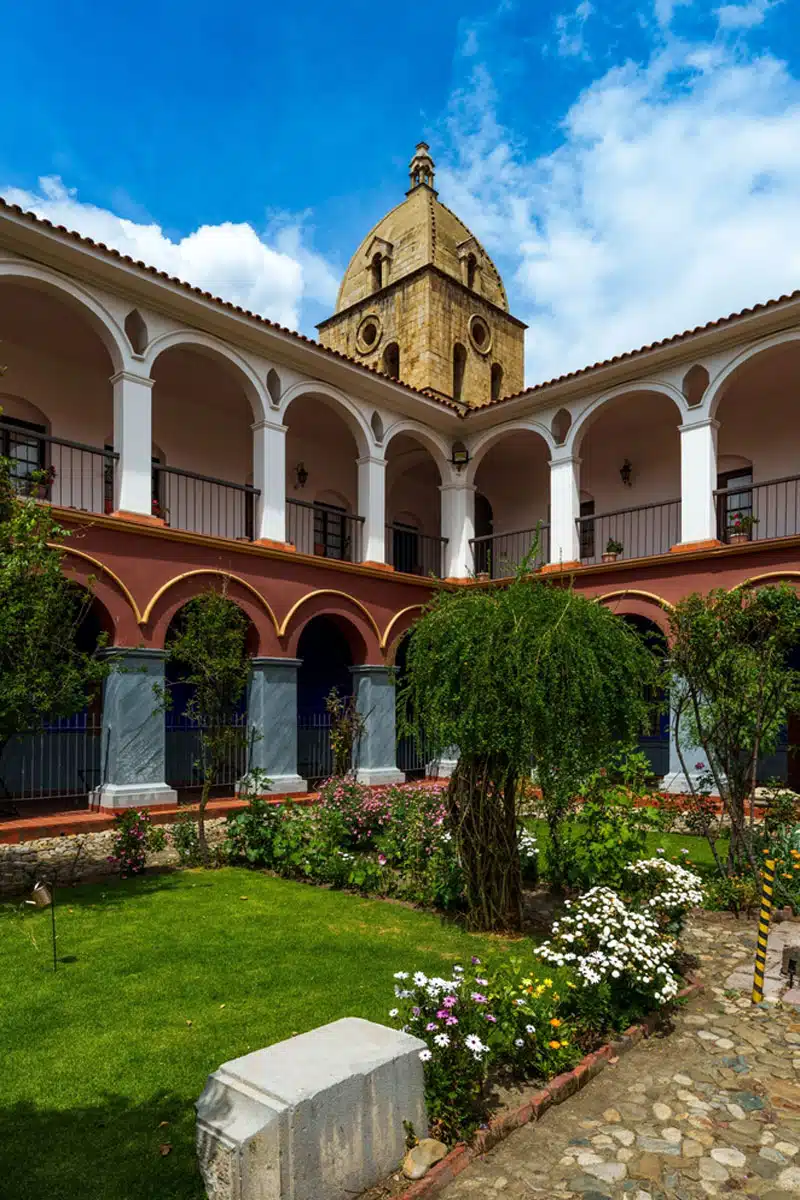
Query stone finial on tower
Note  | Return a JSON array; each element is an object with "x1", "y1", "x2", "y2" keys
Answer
[{"x1": 408, "y1": 142, "x2": 436, "y2": 193}]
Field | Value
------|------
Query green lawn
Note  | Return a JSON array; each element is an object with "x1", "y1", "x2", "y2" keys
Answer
[
  {"x1": 527, "y1": 820, "x2": 726, "y2": 878},
  {"x1": 0, "y1": 868, "x2": 519, "y2": 1200}
]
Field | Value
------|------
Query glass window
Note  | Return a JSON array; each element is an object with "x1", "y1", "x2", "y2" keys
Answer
[
  {"x1": 313, "y1": 502, "x2": 348, "y2": 560},
  {"x1": 1, "y1": 416, "x2": 46, "y2": 494},
  {"x1": 579, "y1": 499, "x2": 596, "y2": 559},
  {"x1": 717, "y1": 468, "x2": 753, "y2": 539}
]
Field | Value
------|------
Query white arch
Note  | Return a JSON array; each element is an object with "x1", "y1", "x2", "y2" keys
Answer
[
  {"x1": 566, "y1": 381, "x2": 686, "y2": 456},
  {"x1": 145, "y1": 328, "x2": 267, "y2": 423},
  {"x1": 0, "y1": 258, "x2": 129, "y2": 374},
  {"x1": 465, "y1": 419, "x2": 553, "y2": 486},
  {"x1": 706, "y1": 329, "x2": 800, "y2": 418},
  {"x1": 280, "y1": 379, "x2": 372, "y2": 458},
  {"x1": 383, "y1": 419, "x2": 451, "y2": 479}
]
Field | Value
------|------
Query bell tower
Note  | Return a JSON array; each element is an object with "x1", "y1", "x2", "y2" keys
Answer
[{"x1": 317, "y1": 145, "x2": 525, "y2": 407}]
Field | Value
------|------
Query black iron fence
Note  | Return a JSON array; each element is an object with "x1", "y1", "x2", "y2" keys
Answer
[
  {"x1": 396, "y1": 733, "x2": 435, "y2": 779},
  {"x1": 287, "y1": 497, "x2": 364, "y2": 562},
  {"x1": 469, "y1": 524, "x2": 550, "y2": 578},
  {"x1": 0, "y1": 422, "x2": 117, "y2": 516},
  {"x1": 386, "y1": 525, "x2": 447, "y2": 578},
  {"x1": 716, "y1": 474, "x2": 800, "y2": 544},
  {"x1": 0, "y1": 714, "x2": 105, "y2": 811},
  {"x1": 165, "y1": 713, "x2": 251, "y2": 791},
  {"x1": 576, "y1": 499, "x2": 681, "y2": 564},
  {"x1": 154, "y1": 465, "x2": 258, "y2": 540},
  {"x1": 297, "y1": 713, "x2": 333, "y2": 785}
]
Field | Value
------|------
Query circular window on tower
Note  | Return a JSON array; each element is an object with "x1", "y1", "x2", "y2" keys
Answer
[
  {"x1": 468, "y1": 314, "x2": 492, "y2": 355},
  {"x1": 356, "y1": 314, "x2": 383, "y2": 355}
]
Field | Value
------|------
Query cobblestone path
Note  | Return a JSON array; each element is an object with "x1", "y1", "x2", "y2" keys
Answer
[{"x1": 438, "y1": 912, "x2": 800, "y2": 1199}]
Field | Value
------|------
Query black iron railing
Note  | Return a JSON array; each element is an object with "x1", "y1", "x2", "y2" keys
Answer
[
  {"x1": 286, "y1": 497, "x2": 364, "y2": 562},
  {"x1": 164, "y1": 713, "x2": 251, "y2": 791},
  {"x1": 469, "y1": 524, "x2": 549, "y2": 579},
  {"x1": 154, "y1": 465, "x2": 259, "y2": 540},
  {"x1": 715, "y1": 474, "x2": 800, "y2": 543},
  {"x1": 576, "y1": 499, "x2": 681, "y2": 564},
  {"x1": 0, "y1": 714, "x2": 105, "y2": 811},
  {"x1": 297, "y1": 713, "x2": 333, "y2": 785},
  {"x1": 397, "y1": 733, "x2": 435, "y2": 780},
  {"x1": 0, "y1": 422, "x2": 117, "y2": 516},
  {"x1": 386, "y1": 525, "x2": 447, "y2": 578}
]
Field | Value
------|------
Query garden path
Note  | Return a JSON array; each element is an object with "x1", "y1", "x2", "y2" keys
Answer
[{"x1": 436, "y1": 912, "x2": 800, "y2": 1199}]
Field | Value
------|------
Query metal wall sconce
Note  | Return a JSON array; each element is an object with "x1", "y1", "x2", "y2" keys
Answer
[
  {"x1": 620, "y1": 459, "x2": 633, "y2": 487},
  {"x1": 451, "y1": 443, "x2": 469, "y2": 472},
  {"x1": 294, "y1": 462, "x2": 308, "y2": 489}
]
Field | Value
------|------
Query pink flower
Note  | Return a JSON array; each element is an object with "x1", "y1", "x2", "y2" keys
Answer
[
  {"x1": 445, "y1": 1016, "x2": 458, "y2": 1026},
  {"x1": 485, "y1": 1014, "x2": 497, "y2": 1023},
  {"x1": 426, "y1": 1022, "x2": 438, "y2": 1031},
  {"x1": 378, "y1": 855, "x2": 387, "y2": 866},
  {"x1": 443, "y1": 996, "x2": 457, "y2": 1008}
]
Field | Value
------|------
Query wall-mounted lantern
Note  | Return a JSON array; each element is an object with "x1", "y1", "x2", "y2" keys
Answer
[
  {"x1": 451, "y1": 442, "x2": 469, "y2": 472},
  {"x1": 294, "y1": 462, "x2": 308, "y2": 490},
  {"x1": 620, "y1": 459, "x2": 633, "y2": 487}
]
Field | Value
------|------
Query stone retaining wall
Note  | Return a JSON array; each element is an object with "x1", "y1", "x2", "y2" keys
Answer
[{"x1": 0, "y1": 816, "x2": 229, "y2": 896}]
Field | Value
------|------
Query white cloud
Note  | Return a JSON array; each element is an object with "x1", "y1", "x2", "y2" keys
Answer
[
  {"x1": 439, "y1": 18, "x2": 800, "y2": 385},
  {"x1": 555, "y1": 1, "x2": 594, "y2": 59},
  {"x1": 654, "y1": 0, "x2": 694, "y2": 30},
  {"x1": 0, "y1": 176, "x2": 339, "y2": 331},
  {"x1": 715, "y1": 0, "x2": 779, "y2": 29}
]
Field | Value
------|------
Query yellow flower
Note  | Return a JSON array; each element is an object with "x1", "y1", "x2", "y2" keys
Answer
[
  {"x1": 550, "y1": 1017, "x2": 562, "y2": 1028},
  {"x1": 567, "y1": 982, "x2": 577, "y2": 990},
  {"x1": 553, "y1": 993, "x2": 560, "y2": 1002},
  {"x1": 548, "y1": 1039, "x2": 561, "y2": 1049},
  {"x1": 543, "y1": 978, "x2": 553, "y2": 987}
]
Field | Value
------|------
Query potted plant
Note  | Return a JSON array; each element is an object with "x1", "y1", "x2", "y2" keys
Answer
[
  {"x1": 602, "y1": 537, "x2": 624, "y2": 563},
  {"x1": 151, "y1": 497, "x2": 169, "y2": 523},
  {"x1": 26, "y1": 464, "x2": 56, "y2": 500},
  {"x1": 727, "y1": 511, "x2": 758, "y2": 544}
]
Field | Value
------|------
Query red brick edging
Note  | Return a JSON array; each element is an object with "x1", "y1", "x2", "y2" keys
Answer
[{"x1": 398, "y1": 979, "x2": 703, "y2": 1200}]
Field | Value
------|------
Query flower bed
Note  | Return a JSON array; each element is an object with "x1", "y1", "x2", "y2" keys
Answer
[{"x1": 387, "y1": 861, "x2": 704, "y2": 1144}]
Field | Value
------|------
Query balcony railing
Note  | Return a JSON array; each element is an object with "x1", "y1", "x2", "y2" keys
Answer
[
  {"x1": 154, "y1": 464, "x2": 259, "y2": 540},
  {"x1": 469, "y1": 524, "x2": 550, "y2": 579},
  {"x1": 0, "y1": 422, "x2": 117, "y2": 515},
  {"x1": 577, "y1": 499, "x2": 681, "y2": 564},
  {"x1": 716, "y1": 474, "x2": 800, "y2": 544},
  {"x1": 286, "y1": 497, "x2": 364, "y2": 562},
  {"x1": 386, "y1": 524, "x2": 447, "y2": 578}
]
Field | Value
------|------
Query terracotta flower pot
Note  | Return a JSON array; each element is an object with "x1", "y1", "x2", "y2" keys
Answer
[
  {"x1": 601, "y1": 552, "x2": 618, "y2": 563},
  {"x1": 729, "y1": 531, "x2": 749, "y2": 545}
]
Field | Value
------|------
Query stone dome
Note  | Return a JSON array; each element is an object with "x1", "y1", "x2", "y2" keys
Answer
[{"x1": 333, "y1": 143, "x2": 509, "y2": 315}]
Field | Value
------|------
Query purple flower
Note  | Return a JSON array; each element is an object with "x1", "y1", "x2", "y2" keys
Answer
[
  {"x1": 445, "y1": 1016, "x2": 458, "y2": 1026},
  {"x1": 436, "y1": 1009, "x2": 448, "y2": 1019},
  {"x1": 485, "y1": 1014, "x2": 497, "y2": 1023},
  {"x1": 425, "y1": 1022, "x2": 438, "y2": 1031},
  {"x1": 443, "y1": 996, "x2": 457, "y2": 1008},
  {"x1": 471, "y1": 956, "x2": 481, "y2": 965},
  {"x1": 695, "y1": 762, "x2": 705, "y2": 770},
  {"x1": 412, "y1": 1006, "x2": 421, "y2": 1017},
  {"x1": 471, "y1": 993, "x2": 487, "y2": 1004}
]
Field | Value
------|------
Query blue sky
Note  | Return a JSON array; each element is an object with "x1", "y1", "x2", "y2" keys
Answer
[{"x1": 2, "y1": 0, "x2": 799, "y2": 383}]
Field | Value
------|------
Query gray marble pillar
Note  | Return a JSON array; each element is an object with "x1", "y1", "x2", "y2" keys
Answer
[
  {"x1": 350, "y1": 666, "x2": 405, "y2": 786},
  {"x1": 90, "y1": 648, "x2": 177, "y2": 810},
  {"x1": 662, "y1": 677, "x2": 714, "y2": 795},
  {"x1": 242, "y1": 658, "x2": 307, "y2": 795}
]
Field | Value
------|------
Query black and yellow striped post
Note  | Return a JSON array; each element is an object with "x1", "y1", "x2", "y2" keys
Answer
[{"x1": 752, "y1": 858, "x2": 776, "y2": 1004}]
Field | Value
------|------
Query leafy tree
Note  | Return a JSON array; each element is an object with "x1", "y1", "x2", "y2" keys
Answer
[
  {"x1": 668, "y1": 584, "x2": 800, "y2": 877},
  {"x1": 399, "y1": 561, "x2": 656, "y2": 931},
  {"x1": 325, "y1": 688, "x2": 365, "y2": 777},
  {"x1": 0, "y1": 453, "x2": 109, "y2": 759},
  {"x1": 166, "y1": 590, "x2": 251, "y2": 859}
]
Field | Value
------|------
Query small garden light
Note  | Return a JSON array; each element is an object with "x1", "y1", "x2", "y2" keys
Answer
[{"x1": 25, "y1": 879, "x2": 58, "y2": 972}]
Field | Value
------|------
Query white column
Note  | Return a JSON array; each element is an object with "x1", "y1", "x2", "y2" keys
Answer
[
  {"x1": 357, "y1": 454, "x2": 387, "y2": 564},
  {"x1": 678, "y1": 418, "x2": 719, "y2": 545},
  {"x1": 111, "y1": 371, "x2": 154, "y2": 516},
  {"x1": 252, "y1": 419, "x2": 287, "y2": 543},
  {"x1": 548, "y1": 455, "x2": 581, "y2": 566},
  {"x1": 440, "y1": 481, "x2": 475, "y2": 578}
]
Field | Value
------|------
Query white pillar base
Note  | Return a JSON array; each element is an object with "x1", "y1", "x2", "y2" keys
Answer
[
  {"x1": 355, "y1": 767, "x2": 406, "y2": 786},
  {"x1": 426, "y1": 756, "x2": 458, "y2": 779},
  {"x1": 237, "y1": 773, "x2": 308, "y2": 796},
  {"x1": 89, "y1": 782, "x2": 178, "y2": 810}
]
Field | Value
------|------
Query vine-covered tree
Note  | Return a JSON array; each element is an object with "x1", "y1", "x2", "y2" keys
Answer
[
  {"x1": 0, "y1": 453, "x2": 109, "y2": 759},
  {"x1": 399, "y1": 565, "x2": 657, "y2": 931},
  {"x1": 166, "y1": 590, "x2": 251, "y2": 859},
  {"x1": 668, "y1": 584, "x2": 800, "y2": 877}
]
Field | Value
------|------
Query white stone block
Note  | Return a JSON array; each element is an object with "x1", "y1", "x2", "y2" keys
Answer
[{"x1": 196, "y1": 1017, "x2": 428, "y2": 1200}]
